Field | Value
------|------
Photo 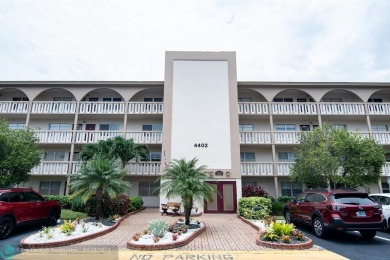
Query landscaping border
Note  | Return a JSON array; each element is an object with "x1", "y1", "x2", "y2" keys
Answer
[
  {"x1": 127, "y1": 223, "x2": 206, "y2": 250},
  {"x1": 20, "y1": 207, "x2": 146, "y2": 249}
]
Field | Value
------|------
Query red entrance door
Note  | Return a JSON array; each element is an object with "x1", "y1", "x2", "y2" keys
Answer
[{"x1": 204, "y1": 181, "x2": 237, "y2": 213}]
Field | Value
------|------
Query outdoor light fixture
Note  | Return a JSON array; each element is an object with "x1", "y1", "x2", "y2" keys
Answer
[
  {"x1": 209, "y1": 171, "x2": 214, "y2": 176},
  {"x1": 226, "y1": 171, "x2": 230, "y2": 177}
]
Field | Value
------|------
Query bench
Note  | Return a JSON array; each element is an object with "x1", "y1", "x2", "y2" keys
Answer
[{"x1": 161, "y1": 202, "x2": 181, "y2": 216}]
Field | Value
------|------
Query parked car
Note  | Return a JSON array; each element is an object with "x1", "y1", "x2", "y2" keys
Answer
[
  {"x1": 283, "y1": 188, "x2": 386, "y2": 239},
  {"x1": 0, "y1": 188, "x2": 61, "y2": 239},
  {"x1": 369, "y1": 193, "x2": 390, "y2": 231}
]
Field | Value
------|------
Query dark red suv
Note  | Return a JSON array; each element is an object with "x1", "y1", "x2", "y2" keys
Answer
[
  {"x1": 283, "y1": 188, "x2": 386, "y2": 239},
  {"x1": 0, "y1": 188, "x2": 61, "y2": 239}
]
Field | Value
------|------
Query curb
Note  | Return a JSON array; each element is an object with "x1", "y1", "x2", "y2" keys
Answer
[
  {"x1": 127, "y1": 222, "x2": 206, "y2": 250},
  {"x1": 20, "y1": 207, "x2": 146, "y2": 249}
]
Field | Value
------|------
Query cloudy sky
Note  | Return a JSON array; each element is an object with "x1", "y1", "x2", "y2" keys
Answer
[{"x1": 0, "y1": 0, "x2": 389, "y2": 82}]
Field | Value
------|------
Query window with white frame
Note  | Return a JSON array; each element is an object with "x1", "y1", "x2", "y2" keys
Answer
[
  {"x1": 141, "y1": 152, "x2": 161, "y2": 161},
  {"x1": 238, "y1": 98, "x2": 252, "y2": 102},
  {"x1": 322, "y1": 98, "x2": 342, "y2": 102},
  {"x1": 8, "y1": 123, "x2": 25, "y2": 130},
  {"x1": 333, "y1": 124, "x2": 347, "y2": 130},
  {"x1": 239, "y1": 124, "x2": 254, "y2": 131},
  {"x1": 53, "y1": 97, "x2": 72, "y2": 101},
  {"x1": 139, "y1": 181, "x2": 159, "y2": 196},
  {"x1": 368, "y1": 98, "x2": 382, "y2": 103},
  {"x1": 382, "y1": 182, "x2": 390, "y2": 193},
  {"x1": 102, "y1": 98, "x2": 122, "y2": 102},
  {"x1": 49, "y1": 123, "x2": 69, "y2": 130},
  {"x1": 273, "y1": 98, "x2": 293, "y2": 102},
  {"x1": 144, "y1": 98, "x2": 163, "y2": 102},
  {"x1": 13, "y1": 97, "x2": 29, "y2": 101},
  {"x1": 242, "y1": 181, "x2": 257, "y2": 187},
  {"x1": 142, "y1": 124, "x2": 162, "y2": 131},
  {"x1": 372, "y1": 125, "x2": 388, "y2": 131},
  {"x1": 99, "y1": 124, "x2": 119, "y2": 131},
  {"x1": 240, "y1": 152, "x2": 256, "y2": 162},
  {"x1": 39, "y1": 181, "x2": 61, "y2": 195},
  {"x1": 281, "y1": 182, "x2": 302, "y2": 197},
  {"x1": 278, "y1": 152, "x2": 296, "y2": 162},
  {"x1": 44, "y1": 151, "x2": 65, "y2": 161},
  {"x1": 275, "y1": 124, "x2": 296, "y2": 131}
]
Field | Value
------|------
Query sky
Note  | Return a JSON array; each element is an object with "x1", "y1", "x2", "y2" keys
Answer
[{"x1": 0, "y1": 0, "x2": 389, "y2": 82}]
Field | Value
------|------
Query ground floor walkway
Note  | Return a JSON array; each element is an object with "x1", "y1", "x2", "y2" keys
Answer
[{"x1": 18, "y1": 208, "x2": 346, "y2": 259}]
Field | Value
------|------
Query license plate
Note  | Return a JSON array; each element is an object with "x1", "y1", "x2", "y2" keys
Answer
[{"x1": 356, "y1": 211, "x2": 366, "y2": 217}]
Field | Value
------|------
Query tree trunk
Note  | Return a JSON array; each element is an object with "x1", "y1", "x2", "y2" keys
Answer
[
  {"x1": 184, "y1": 198, "x2": 193, "y2": 225},
  {"x1": 95, "y1": 189, "x2": 103, "y2": 221}
]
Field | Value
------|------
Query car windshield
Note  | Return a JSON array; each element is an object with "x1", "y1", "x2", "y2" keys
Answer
[{"x1": 331, "y1": 193, "x2": 375, "y2": 205}]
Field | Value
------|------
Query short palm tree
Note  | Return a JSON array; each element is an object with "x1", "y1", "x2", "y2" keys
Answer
[
  {"x1": 156, "y1": 158, "x2": 216, "y2": 225},
  {"x1": 70, "y1": 155, "x2": 131, "y2": 220}
]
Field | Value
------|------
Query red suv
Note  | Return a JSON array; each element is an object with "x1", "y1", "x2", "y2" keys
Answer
[
  {"x1": 0, "y1": 188, "x2": 61, "y2": 239},
  {"x1": 283, "y1": 189, "x2": 386, "y2": 239}
]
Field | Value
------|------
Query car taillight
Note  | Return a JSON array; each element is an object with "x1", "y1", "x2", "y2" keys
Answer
[
  {"x1": 374, "y1": 205, "x2": 382, "y2": 214},
  {"x1": 329, "y1": 205, "x2": 346, "y2": 211}
]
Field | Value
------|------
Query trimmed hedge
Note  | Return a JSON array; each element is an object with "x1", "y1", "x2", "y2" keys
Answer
[
  {"x1": 238, "y1": 197, "x2": 272, "y2": 220},
  {"x1": 271, "y1": 202, "x2": 284, "y2": 216},
  {"x1": 86, "y1": 194, "x2": 130, "y2": 218},
  {"x1": 43, "y1": 195, "x2": 71, "y2": 209},
  {"x1": 129, "y1": 196, "x2": 143, "y2": 212}
]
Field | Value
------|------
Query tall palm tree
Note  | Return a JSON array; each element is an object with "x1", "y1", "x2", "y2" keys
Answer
[
  {"x1": 70, "y1": 155, "x2": 131, "y2": 220},
  {"x1": 156, "y1": 158, "x2": 216, "y2": 225}
]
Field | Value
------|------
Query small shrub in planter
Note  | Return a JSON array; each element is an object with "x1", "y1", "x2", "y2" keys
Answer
[
  {"x1": 271, "y1": 202, "x2": 284, "y2": 216},
  {"x1": 129, "y1": 196, "x2": 143, "y2": 212},
  {"x1": 237, "y1": 197, "x2": 272, "y2": 220},
  {"x1": 147, "y1": 219, "x2": 168, "y2": 238}
]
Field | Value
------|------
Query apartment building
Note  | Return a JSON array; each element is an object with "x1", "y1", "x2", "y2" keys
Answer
[{"x1": 1, "y1": 51, "x2": 390, "y2": 213}]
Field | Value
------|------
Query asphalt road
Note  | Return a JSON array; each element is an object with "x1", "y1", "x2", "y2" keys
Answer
[
  {"x1": 0, "y1": 225, "x2": 41, "y2": 258},
  {"x1": 295, "y1": 223, "x2": 390, "y2": 260}
]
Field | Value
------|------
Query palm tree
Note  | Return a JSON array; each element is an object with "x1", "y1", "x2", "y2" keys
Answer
[
  {"x1": 70, "y1": 155, "x2": 131, "y2": 220},
  {"x1": 156, "y1": 158, "x2": 216, "y2": 225}
]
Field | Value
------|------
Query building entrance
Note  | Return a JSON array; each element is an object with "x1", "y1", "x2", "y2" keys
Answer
[{"x1": 204, "y1": 181, "x2": 237, "y2": 213}]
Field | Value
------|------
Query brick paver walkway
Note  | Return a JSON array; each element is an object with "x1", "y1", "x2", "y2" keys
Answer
[{"x1": 51, "y1": 208, "x2": 265, "y2": 251}]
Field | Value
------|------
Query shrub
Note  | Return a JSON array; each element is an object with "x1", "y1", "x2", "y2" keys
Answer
[
  {"x1": 147, "y1": 218, "x2": 168, "y2": 238},
  {"x1": 271, "y1": 202, "x2": 284, "y2": 216},
  {"x1": 168, "y1": 224, "x2": 188, "y2": 234},
  {"x1": 261, "y1": 230, "x2": 279, "y2": 241},
  {"x1": 43, "y1": 195, "x2": 71, "y2": 209},
  {"x1": 271, "y1": 222, "x2": 295, "y2": 236},
  {"x1": 129, "y1": 196, "x2": 143, "y2": 212},
  {"x1": 112, "y1": 194, "x2": 130, "y2": 216},
  {"x1": 237, "y1": 197, "x2": 272, "y2": 220},
  {"x1": 86, "y1": 194, "x2": 130, "y2": 218},
  {"x1": 277, "y1": 196, "x2": 293, "y2": 204},
  {"x1": 60, "y1": 220, "x2": 75, "y2": 236},
  {"x1": 70, "y1": 196, "x2": 87, "y2": 213},
  {"x1": 242, "y1": 185, "x2": 268, "y2": 197}
]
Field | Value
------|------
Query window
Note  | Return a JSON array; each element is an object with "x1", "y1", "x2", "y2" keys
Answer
[
  {"x1": 314, "y1": 194, "x2": 327, "y2": 202},
  {"x1": 322, "y1": 98, "x2": 342, "y2": 102},
  {"x1": 297, "y1": 98, "x2": 307, "y2": 102},
  {"x1": 372, "y1": 125, "x2": 388, "y2": 131},
  {"x1": 8, "y1": 123, "x2": 25, "y2": 130},
  {"x1": 273, "y1": 98, "x2": 293, "y2": 102},
  {"x1": 88, "y1": 98, "x2": 99, "y2": 101},
  {"x1": 53, "y1": 97, "x2": 72, "y2": 101},
  {"x1": 275, "y1": 124, "x2": 296, "y2": 131},
  {"x1": 139, "y1": 181, "x2": 159, "y2": 196},
  {"x1": 0, "y1": 193, "x2": 10, "y2": 202},
  {"x1": 26, "y1": 192, "x2": 43, "y2": 202},
  {"x1": 102, "y1": 98, "x2": 122, "y2": 102},
  {"x1": 49, "y1": 123, "x2": 69, "y2": 130},
  {"x1": 333, "y1": 124, "x2": 347, "y2": 130},
  {"x1": 385, "y1": 154, "x2": 390, "y2": 162},
  {"x1": 44, "y1": 151, "x2": 65, "y2": 161},
  {"x1": 39, "y1": 181, "x2": 61, "y2": 195},
  {"x1": 242, "y1": 182, "x2": 257, "y2": 187},
  {"x1": 239, "y1": 124, "x2": 254, "y2": 131},
  {"x1": 300, "y1": 125, "x2": 310, "y2": 131},
  {"x1": 281, "y1": 182, "x2": 302, "y2": 197},
  {"x1": 9, "y1": 192, "x2": 26, "y2": 202},
  {"x1": 71, "y1": 152, "x2": 79, "y2": 161},
  {"x1": 238, "y1": 98, "x2": 252, "y2": 102},
  {"x1": 240, "y1": 152, "x2": 255, "y2": 162},
  {"x1": 278, "y1": 152, "x2": 296, "y2": 162},
  {"x1": 144, "y1": 98, "x2": 163, "y2": 102},
  {"x1": 141, "y1": 152, "x2": 161, "y2": 161},
  {"x1": 368, "y1": 98, "x2": 382, "y2": 103},
  {"x1": 12, "y1": 97, "x2": 29, "y2": 101},
  {"x1": 305, "y1": 193, "x2": 316, "y2": 202},
  {"x1": 99, "y1": 124, "x2": 119, "y2": 131},
  {"x1": 142, "y1": 124, "x2": 162, "y2": 131},
  {"x1": 382, "y1": 182, "x2": 390, "y2": 193}
]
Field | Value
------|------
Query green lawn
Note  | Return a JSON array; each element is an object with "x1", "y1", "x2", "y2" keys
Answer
[{"x1": 60, "y1": 209, "x2": 87, "y2": 220}]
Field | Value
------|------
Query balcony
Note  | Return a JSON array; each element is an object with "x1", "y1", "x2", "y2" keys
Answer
[
  {"x1": 79, "y1": 102, "x2": 125, "y2": 114},
  {"x1": 238, "y1": 102, "x2": 269, "y2": 115},
  {"x1": 125, "y1": 162, "x2": 161, "y2": 175},
  {"x1": 31, "y1": 102, "x2": 77, "y2": 114},
  {"x1": 239, "y1": 131, "x2": 271, "y2": 144},
  {"x1": 368, "y1": 103, "x2": 390, "y2": 115},
  {"x1": 125, "y1": 131, "x2": 163, "y2": 144},
  {"x1": 31, "y1": 162, "x2": 69, "y2": 175},
  {"x1": 0, "y1": 101, "x2": 29, "y2": 113},
  {"x1": 128, "y1": 102, "x2": 163, "y2": 114},
  {"x1": 36, "y1": 130, "x2": 73, "y2": 143},
  {"x1": 75, "y1": 131, "x2": 123, "y2": 143},
  {"x1": 272, "y1": 103, "x2": 317, "y2": 115},
  {"x1": 274, "y1": 131, "x2": 300, "y2": 144},
  {"x1": 240, "y1": 162, "x2": 273, "y2": 176},
  {"x1": 319, "y1": 103, "x2": 365, "y2": 115}
]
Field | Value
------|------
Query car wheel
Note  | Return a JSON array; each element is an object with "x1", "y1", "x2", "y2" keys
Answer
[
  {"x1": 313, "y1": 217, "x2": 328, "y2": 238},
  {"x1": 46, "y1": 209, "x2": 59, "y2": 226},
  {"x1": 0, "y1": 217, "x2": 14, "y2": 239},
  {"x1": 359, "y1": 230, "x2": 376, "y2": 239},
  {"x1": 284, "y1": 210, "x2": 292, "y2": 224}
]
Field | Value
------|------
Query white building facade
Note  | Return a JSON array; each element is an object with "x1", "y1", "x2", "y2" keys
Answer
[{"x1": 1, "y1": 51, "x2": 390, "y2": 212}]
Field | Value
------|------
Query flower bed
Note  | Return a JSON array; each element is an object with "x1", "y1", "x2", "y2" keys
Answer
[{"x1": 127, "y1": 219, "x2": 206, "y2": 250}]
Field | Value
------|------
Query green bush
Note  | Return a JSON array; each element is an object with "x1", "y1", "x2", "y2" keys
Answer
[
  {"x1": 277, "y1": 196, "x2": 293, "y2": 204},
  {"x1": 147, "y1": 218, "x2": 168, "y2": 238},
  {"x1": 70, "y1": 196, "x2": 87, "y2": 213},
  {"x1": 237, "y1": 197, "x2": 272, "y2": 220},
  {"x1": 86, "y1": 194, "x2": 131, "y2": 218},
  {"x1": 43, "y1": 195, "x2": 71, "y2": 209},
  {"x1": 271, "y1": 202, "x2": 284, "y2": 216},
  {"x1": 271, "y1": 222, "x2": 295, "y2": 236},
  {"x1": 129, "y1": 196, "x2": 143, "y2": 212}
]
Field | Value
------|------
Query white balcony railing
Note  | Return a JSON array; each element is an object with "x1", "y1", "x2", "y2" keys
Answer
[
  {"x1": 368, "y1": 103, "x2": 390, "y2": 115},
  {"x1": 238, "y1": 102, "x2": 269, "y2": 115},
  {"x1": 75, "y1": 131, "x2": 123, "y2": 143},
  {"x1": 239, "y1": 131, "x2": 271, "y2": 144},
  {"x1": 277, "y1": 162, "x2": 294, "y2": 176},
  {"x1": 272, "y1": 103, "x2": 317, "y2": 115},
  {"x1": 320, "y1": 103, "x2": 365, "y2": 115},
  {"x1": 125, "y1": 132, "x2": 163, "y2": 144},
  {"x1": 35, "y1": 130, "x2": 73, "y2": 143},
  {"x1": 0, "y1": 101, "x2": 29, "y2": 113},
  {"x1": 128, "y1": 102, "x2": 163, "y2": 114},
  {"x1": 371, "y1": 132, "x2": 390, "y2": 144},
  {"x1": 274, "y1": 131, "x2": 300, "y2": 144},
  {"x1": 31, "y1": 102, "x2": 77, "y2": 114},
  {"x1": 79, "y1": 102, "x2": 125, "y2": 114},
  {"x1": 240, "y1": 163, "x2": 273, "y2": 176},
  {"x1": 383, "y1": 163, "x2": 390, "y2": 176},
  {"x1": 125, "y1": 163, "x2": 161, "y2": 175},
  {"x1": 31, "y1": 162, "x2": 69, "y2": 175}
]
